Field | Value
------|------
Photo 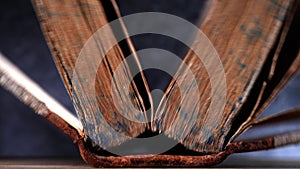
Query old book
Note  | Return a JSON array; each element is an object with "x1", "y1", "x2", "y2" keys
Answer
[{"x1": 0, "y1": 0, "x2": 299, "y2": 167}]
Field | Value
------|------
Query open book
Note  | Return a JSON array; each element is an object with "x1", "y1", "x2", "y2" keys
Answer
[{"x1": 0, "y1": 0, "x2": 299, "y2": 167}]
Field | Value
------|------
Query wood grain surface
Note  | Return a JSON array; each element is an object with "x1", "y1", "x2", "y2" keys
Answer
[{"x1": 1, "y1": 156, "x2": 300, "y2": 168}]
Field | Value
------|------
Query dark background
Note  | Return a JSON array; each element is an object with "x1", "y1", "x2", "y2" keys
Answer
[{"x1": 0, "y1": 0, "x2": 299, "y2": 167}]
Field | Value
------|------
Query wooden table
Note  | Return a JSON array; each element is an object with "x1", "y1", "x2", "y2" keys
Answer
[
  {"x1": 0, "y1": 158, "x2": 90, "y2": 169},
  {"x1": 1, "y1": 155, "x2": 300, "y2": 168}
]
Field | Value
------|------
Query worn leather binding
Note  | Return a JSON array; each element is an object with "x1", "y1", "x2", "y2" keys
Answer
[
  {"x1": 26, "y1": 0, "x2": 300, "y2": 167},
  {"x1": 44, "y1": 110, "x2": 300, "y2": 167}
]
